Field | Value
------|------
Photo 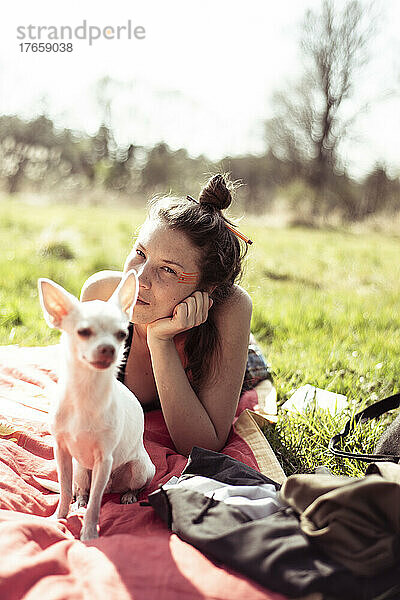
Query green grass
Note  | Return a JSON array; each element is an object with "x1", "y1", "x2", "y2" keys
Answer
[{"x1": 1, "y1": 198, "x2": 400, "y2": 478}]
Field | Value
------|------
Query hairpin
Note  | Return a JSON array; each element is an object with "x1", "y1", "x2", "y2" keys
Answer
[
  {"x1": 223, "y1": 223, "x2": 253, "y2": 245},
  {"x1": 186, "y1": 195, "x2": 253, "y2": 245}
]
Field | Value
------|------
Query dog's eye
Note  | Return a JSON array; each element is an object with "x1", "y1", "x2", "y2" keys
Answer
[
  {"x1": 77, "y1": 327, "x2": 93, "y2": 338},
  {"x1": 115, "y1": 330, "x2": 127, "y2": 341}
]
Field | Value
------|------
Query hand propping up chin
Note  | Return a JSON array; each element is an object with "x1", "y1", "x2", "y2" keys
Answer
[{"x1": 146, "y1": 291, "x2": 213, "y2": 343}]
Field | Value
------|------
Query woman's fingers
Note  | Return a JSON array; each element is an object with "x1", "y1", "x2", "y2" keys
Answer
[
  {"x1": 193, "y1": 291, "x2": 211, "y2": 326},
  {"x1": 191, "y1": 292, "x2": 202, "y2": 326},
  {"x1": 174, "y1": 291, "x2": 213, "y2": 329},
  {"x1": 176, "y1": 301, "x2": 190, "y2": 322},
  {"x1": 148, "y1": 290, "x2": 214, "y2": 342},
  {"x1": 186, "y1": 291, "x2": 201, "y2": 326},
  {"x1": 191, "y1": 295, "x2": 201, "y2": 326},
  {"x1": 202, "y1": 291, "x2": 210, "y2": 322}
]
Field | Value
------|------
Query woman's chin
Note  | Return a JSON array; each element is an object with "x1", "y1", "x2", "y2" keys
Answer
[
  {"x1": 131, "y1": 306, "x2": 165, "y2": 324},
  {"x1": 131, "y1": 305, "x2": 149, "y2": 321},
  {"x1": 133, "y1": 309, "x2": 175, "y2": 323}
]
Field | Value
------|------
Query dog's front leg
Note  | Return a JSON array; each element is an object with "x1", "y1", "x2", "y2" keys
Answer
[
  {"x1": 80, "y1": 457, "x2": 113, "y2": 541},
  {"x1": 54, "y1": 442, "x2": 73, "y2": 519}
]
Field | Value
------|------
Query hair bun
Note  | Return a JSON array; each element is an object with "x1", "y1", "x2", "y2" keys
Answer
[{"x1": 198, "y1": 174, "x2": 232, "y2": 210}]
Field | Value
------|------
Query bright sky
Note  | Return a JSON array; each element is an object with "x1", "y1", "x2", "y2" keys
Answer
[{"x1": 0, "y1": 0, "x2": 399, "y2": 178}]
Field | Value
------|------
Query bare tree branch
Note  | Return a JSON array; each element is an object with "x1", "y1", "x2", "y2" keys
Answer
[{"x1": 266, "y1": 0, "x2": 378, "y2": 197}]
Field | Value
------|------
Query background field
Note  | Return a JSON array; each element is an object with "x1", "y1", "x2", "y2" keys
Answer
[{"x1": 1, "y1": 198, "x2": 400, "y2": 478}]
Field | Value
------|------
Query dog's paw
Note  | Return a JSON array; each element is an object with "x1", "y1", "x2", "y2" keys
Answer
[
  {"x1": 120, "y1": 491, "x2": 137, "y2": 504},
  {"x1": 80, "y1": 525, "x2": 99, "y2": 541},
  {"x1": 53, "y1": 505, "x2": 69, "y2": 520}
]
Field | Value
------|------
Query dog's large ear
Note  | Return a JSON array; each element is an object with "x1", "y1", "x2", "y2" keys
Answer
[
  {"x1": 38, "y1": 278, "x2": 79, "y2": 329},
  {"x1": 109, "y1": 269, "x2": 138, "y2": 318}
]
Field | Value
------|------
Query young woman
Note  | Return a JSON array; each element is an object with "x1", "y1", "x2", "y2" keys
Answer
[{"x1": 81, "y1": 174, "x2": 272, "y2": 456}]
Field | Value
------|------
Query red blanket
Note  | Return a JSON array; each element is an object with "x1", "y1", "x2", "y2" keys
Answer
[{"x1": 0, "y1": 345, "x2": 286, "y2": 600}]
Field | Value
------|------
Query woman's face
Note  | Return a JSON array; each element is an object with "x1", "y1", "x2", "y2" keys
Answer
[{"x1": 123, "y1": 219, "x2": 203, "y2": 324}]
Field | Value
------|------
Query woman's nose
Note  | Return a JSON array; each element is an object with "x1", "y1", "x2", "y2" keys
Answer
[{"x1": 136, "y1": 263, "x2": 151, "y2": 288}]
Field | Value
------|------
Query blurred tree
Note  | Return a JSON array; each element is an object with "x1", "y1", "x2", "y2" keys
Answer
[
  {"x1": 140, "y1": 142, "x2": 172, "y2": 192},
  {"x1": 0, "y1": 115, "x2": 95, "y2": 193},
  {"x1": 0, "y1": 114, "x2": 53, "y2": 193},
  {"x1": 103, "y1": 143, "x2": 135, "y2": 191},
  {"x1": 92, "y1": 124, "x2": 111, "y2": 162},
  {"x1": 140, "y1": 142, "x2": 208, "y2": 198},
  {"x1": 361, "y1": 164, "x2": 400, "y2": 216},
  {"x1": 226, "y1": 152, "x2": 284, "y2": 212},
  {"x1": 266, "y1": 0, "x2": 376, "y2": 217}
]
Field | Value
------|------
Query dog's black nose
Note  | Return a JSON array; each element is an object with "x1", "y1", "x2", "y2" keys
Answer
[{"x1": 97, "y1": 344, "x2": 115, "y2": 359}]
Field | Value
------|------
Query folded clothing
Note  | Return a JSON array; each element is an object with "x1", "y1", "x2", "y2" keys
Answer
[
  {"x1": 149, "y1": 447, "x2": 400, "y2": 599},
  {"x1": 241, "y1": 337, "x2": 273, "y2": 392},
  {"x1": 281, "y1": 462, "x2": 400, "y2": 577},
  {"x1": 163, "y1": 475, "x2": 282, "y2": 521},
  {"x1": 162, "y1": 446, "x2": 282, "y2": 521}
]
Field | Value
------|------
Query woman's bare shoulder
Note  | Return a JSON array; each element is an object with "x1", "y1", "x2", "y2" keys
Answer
[
  {"x1": 231, "y1": 284, "x2": 252, "y2": 306},
  {"x1": 80, "y1": 270, "x2": 123, "y2": 302},
  {"x1": 213, "y1": 284, "x2": 252, "y2": 339},
  {"x1": 217, "y1": 284, "x2": 252, "y2": 316}
]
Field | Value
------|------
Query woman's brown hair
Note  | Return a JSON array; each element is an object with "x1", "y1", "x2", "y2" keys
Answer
[{"x1": 144, "y1": 173, "x2": 250, "y2": 394}]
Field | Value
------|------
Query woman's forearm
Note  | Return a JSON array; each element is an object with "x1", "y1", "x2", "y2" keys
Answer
[{"x1": 147, "y1": 337, "x2": 222, "y2": 455}]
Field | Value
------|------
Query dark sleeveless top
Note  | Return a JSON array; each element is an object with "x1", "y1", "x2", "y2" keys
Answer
[
  {"x1": 117, "y1": 323, "x2": 272, "y2": 406},
  {"x1": 117, "y1": 322, "x2": 134, "y2": 385}
]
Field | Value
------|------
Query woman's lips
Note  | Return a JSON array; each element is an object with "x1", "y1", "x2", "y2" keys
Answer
[{"x1": 137, "y1": 298, "x2": 149, "y2": 305}]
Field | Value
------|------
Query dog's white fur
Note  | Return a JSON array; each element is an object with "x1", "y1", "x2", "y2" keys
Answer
[{"x1": 38, "y1": 270, "x2": 155, "y2": 541}]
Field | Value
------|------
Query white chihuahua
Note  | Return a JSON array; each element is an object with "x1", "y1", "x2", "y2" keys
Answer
[{"x1": 38, "y1": 269, "x2": 155, "y2": 541}]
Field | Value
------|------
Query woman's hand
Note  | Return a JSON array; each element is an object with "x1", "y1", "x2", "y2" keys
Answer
[{"x1": 146, "y1": 291, "x2": 213, "y2": 343}]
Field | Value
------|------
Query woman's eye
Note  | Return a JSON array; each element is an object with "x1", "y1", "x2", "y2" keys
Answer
[
  {"x1": 162, "y1": 266, "x2": 177, "y2": 275},
  {"x1": 134, "y1": 249, "x2": 176, "y2": 275}
]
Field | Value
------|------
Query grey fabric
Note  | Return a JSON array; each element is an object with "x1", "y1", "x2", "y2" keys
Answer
[
  {"x1": 181, "y1": 445, "x2": 281, "y2": 489},
  {"x1": 374, "y1": 414, "x2": 400, "y2": 455},
  {"x1": 163, "y1": 474, "x2": 282, "y2": 520}
]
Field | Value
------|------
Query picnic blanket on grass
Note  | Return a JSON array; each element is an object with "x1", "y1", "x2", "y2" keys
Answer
[{"x1": 0, "y1": 344, "x2": 288, "y2": 600}]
